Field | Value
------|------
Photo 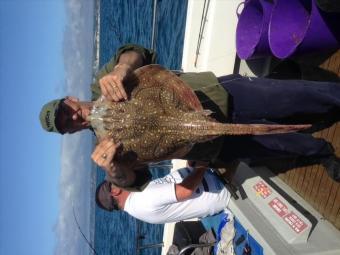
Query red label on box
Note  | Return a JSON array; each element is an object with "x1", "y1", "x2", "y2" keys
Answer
[
  {"x1": 269, "y1": 197, "x2": 289, "y2": 217},
  {"x1": 283, "y1": 212, "x2": 308, "y2": 233},
  {"x1": 253, "y1": 181, "x2": 272, "y2": 199}
]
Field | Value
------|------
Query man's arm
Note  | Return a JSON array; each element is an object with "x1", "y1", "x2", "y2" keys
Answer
[
  {"x1": 91, "y1": 44, "x2": 156, "y2": 101},
  {"x1": 175, "y1": 162, "x2": 208, "y2": 202},
  {"x1": 91, "y1": 138, "x2": 136, "y2": 187},
  {"x1": 99, "y1": 50, "x2": 144, "y2": 102}
]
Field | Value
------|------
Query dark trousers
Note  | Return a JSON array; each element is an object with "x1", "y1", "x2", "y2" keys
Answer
[{"x1": 216, "y1": 75, "x2": 340, "y2": 163}]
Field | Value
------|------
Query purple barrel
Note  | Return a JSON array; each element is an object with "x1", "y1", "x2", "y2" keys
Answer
[
  {"x1": 269, "y1": 0, "x2": 311, "y2": 59},
  {"x1": 236, "y1": 0, "x2": 274, "y2": 59},
  {"x1": 298, "y1": 0, "x2": 340, "y2": 54},
  {"x1": 269, "y1": 0, "x2": 340, "y2": 59}
]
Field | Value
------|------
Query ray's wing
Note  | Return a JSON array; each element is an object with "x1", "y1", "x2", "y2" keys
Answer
[
  {"x1": 120, "y1": 128, "x2": 191, "y2": 162},
  {"x1": 130, "y1": 64, "x2": 203, "y2": 112}
]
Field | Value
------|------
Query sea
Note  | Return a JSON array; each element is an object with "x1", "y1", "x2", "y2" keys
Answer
[{"x1": 94, "y1": 1, "x2": 188, "y2": 254}]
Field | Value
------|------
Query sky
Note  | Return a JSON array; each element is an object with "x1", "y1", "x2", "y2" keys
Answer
[{"x1": 0, "y1": 1, "x2": 95, "y2": 254}]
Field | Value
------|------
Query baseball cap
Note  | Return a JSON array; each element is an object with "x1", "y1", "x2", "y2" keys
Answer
[
  {"x1": 39, "y1": 99, "x2": 63, "y2": 133},
  {"x1": 95, "y1": 180, "x2": 119, "y2": 211}
]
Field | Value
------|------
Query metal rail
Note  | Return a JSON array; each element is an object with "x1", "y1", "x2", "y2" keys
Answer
[
  {"x1": 151, "y1": 0, "x2": 158, "y2": 50},
  {"x1": 178, "y1": 242, "x2": 216, "y2": 255},
  {"x1": 135, "y1": 220, "x2": 163, "y2": 255},
  {"x1": 194, "y1": 0, "x2": 211, "y2": 67}
]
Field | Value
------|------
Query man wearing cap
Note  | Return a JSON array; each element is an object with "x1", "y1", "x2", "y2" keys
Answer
[
  {"x1": 40, "y1": 43, "x2": 340, "y2": 190},
  {"x1": 39, "y1": 44, "x2": 155, "y2": 134},
  {"x1": 95, "y1": 162, "x2": 232, "y2": 224}
]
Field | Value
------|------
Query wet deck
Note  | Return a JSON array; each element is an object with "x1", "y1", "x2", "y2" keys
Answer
[{"x1": 270, "y1": 50, "x2": 340, "y2": 230}]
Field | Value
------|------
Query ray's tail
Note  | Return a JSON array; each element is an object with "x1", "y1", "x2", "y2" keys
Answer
[{"x1": 206, "y1": 123, "x2": 312, "y2": 135}]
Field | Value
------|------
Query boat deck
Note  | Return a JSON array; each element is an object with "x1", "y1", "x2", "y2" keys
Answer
[
  {"x1": 174, "y1": 2, "x2": 340, "y2": 254},
  {"x1": 267, "y1": 50, "x2": 340, "y2": 230}
]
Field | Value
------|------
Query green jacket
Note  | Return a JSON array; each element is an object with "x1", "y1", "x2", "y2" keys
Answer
[{"x1": 91, "y1": 44, "x2": 229, "y2": 188}]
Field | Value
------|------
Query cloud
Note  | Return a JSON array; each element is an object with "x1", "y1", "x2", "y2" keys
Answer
[
  {"x1": 62, "y1": 0, "x2": 96, "y2": 100},
  {"x1": 55, "y1": 132, "x2": 95, "y2": 255},
  {"x1": 55, "y1": 0, "x2": 97, "y2": 254}
]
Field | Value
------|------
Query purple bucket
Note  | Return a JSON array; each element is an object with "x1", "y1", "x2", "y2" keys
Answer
[
  {"x1": 298, "y1": 0, "x2": 340, "y2": 54},
  {"x1": 236, "y1": 0, "x2": 274, "y2": 60},
  {"x1": 269, "y1": 0, "x2": 311, "y2": 59},
  {"x1": 269, "y1": 0, "x2": 340, "y2": 59}
]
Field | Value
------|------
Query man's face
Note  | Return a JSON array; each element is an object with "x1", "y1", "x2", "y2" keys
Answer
[{"x1": 56, "y1": 96, "x2": 91, "y2": 134}]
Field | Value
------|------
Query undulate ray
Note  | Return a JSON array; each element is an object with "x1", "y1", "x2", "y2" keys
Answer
[{"x1": 88, "y1": 65, "x2": 311, "y2": 162}]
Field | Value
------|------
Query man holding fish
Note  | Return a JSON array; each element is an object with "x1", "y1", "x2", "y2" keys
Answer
[{"x1": 40, "y1": 44, "x2": 340, "y2": 189}]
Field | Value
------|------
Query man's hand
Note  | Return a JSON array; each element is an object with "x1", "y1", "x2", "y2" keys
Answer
[
  {"x1": 91, "y1": 138, "x2": 121, "y2": 172},
  {"x1": 91, "y1": 138, "x2": 137, "y2": 188},
  {"x1": 99, "y1": 64, "x2": 130, "y2": 102}
]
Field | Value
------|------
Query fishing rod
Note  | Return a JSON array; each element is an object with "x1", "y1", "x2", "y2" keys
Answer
[{"x1": 72, "y1": 204, "x2": 99, "y2": 255}]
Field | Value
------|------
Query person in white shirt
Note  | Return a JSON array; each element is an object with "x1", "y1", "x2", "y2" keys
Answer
[{"x1": 95, "y1": 163, "x2": 231, "y2": 224}]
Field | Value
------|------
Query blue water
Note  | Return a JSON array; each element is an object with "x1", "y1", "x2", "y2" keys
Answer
[{"x1": 94, "y1": 1, "x2": 188, "y2": 254}]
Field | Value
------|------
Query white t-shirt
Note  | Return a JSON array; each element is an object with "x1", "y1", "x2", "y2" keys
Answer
[{"x1": 124, "y1": 168, "x2": 231, "y2": 224}]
